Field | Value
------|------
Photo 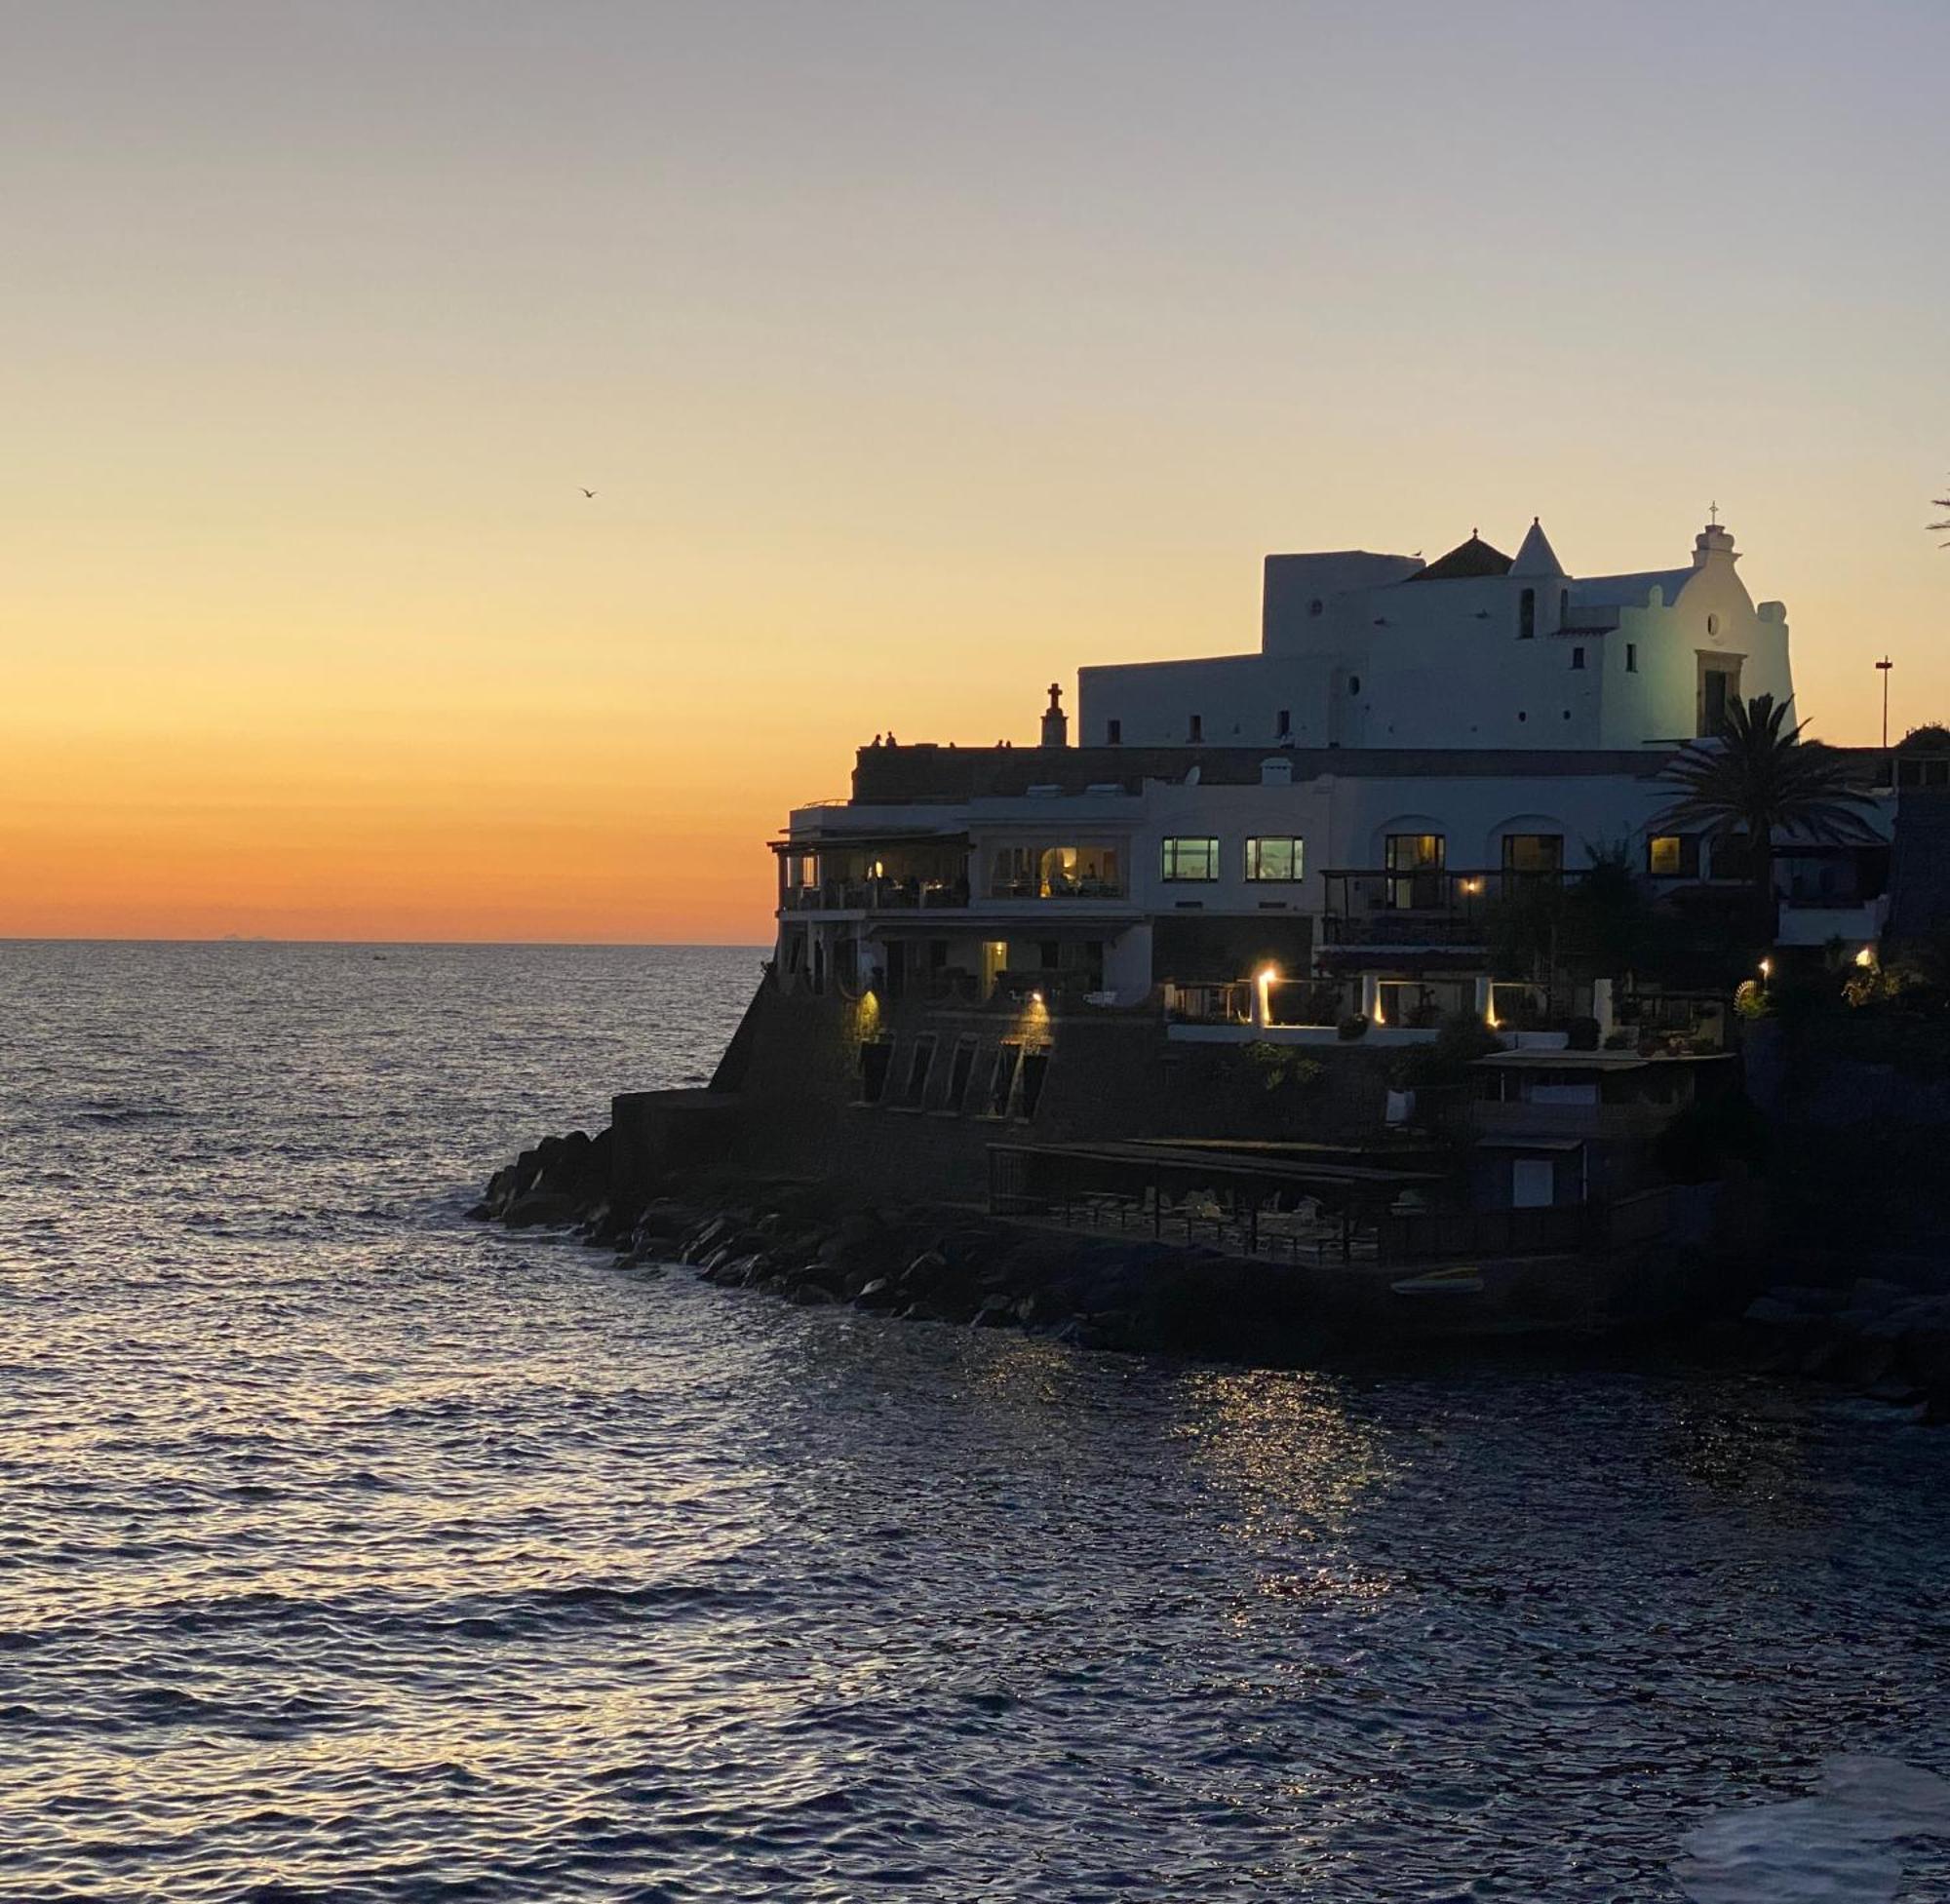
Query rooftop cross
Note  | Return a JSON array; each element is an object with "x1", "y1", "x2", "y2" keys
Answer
[{"x1": 1708, "y1": 500, "x2": 1720, "y2": 526}]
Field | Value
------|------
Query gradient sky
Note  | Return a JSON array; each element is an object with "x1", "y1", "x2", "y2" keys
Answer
[{"x1": 5, "y1": 2, "x2": 1947, "y2": 942}]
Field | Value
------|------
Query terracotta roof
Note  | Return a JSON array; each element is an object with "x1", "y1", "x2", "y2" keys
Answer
[{"x1": 1406, "y1": 533, "x2": 1513, "y2": 581}]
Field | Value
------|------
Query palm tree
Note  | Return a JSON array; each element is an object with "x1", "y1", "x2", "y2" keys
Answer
[{"x1": 1652, "y1": 692, "x2": 1880, "y2": 919}]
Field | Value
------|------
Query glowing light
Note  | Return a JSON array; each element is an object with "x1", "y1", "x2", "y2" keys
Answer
[
  {"x1": 1030, "y1": 990, "x2": 1044, "y2": 1007},
  {"x1": 1459, "y1": 877, "x2": 1484, "y2": 896},
  {"x1": 1256, "y1": 962, "x2": 1280, "y2": 1026},
  {"x1": 1855, "y1": 946, "x2": 1877, "y2": 968},
  {"x1": 1759, "y1": 957, "x2": 1773, "y2": 979}
]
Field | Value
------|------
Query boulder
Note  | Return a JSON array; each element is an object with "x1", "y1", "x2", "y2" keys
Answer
[
  {"x1": 855, "y1": 1278, "x2": 896, "y2": 1309},
  {"x1": 1764, "y1": 1284, "x2": 1851, "y2": 1315},
  {"x1": 504, "y1": 1189, "x2": 578, "y2": 1229},
  {"x1": 1898, "y1": 1327, "x2": 1950, "y2": 1391}
]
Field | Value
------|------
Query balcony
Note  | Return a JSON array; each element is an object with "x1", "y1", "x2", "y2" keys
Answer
[
  {"x1": 781, "y1": 876, "x2": 970, "y2": 915},
  {"x1": 1320, "y1": 869, "x2": 1586, "y2": 950}
]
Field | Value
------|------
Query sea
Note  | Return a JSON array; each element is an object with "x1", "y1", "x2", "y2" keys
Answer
[{"x1": 3, "y1": 940, "x2": 1948, "y2": 1903}]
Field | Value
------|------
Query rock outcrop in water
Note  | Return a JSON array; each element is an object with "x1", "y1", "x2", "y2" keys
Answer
[
  {"x1": 1729, "y1": 1271, "x2": 1950, "y2": 1421},
  {"x1": 472, "y1": 1128, "x2": 613, "y2": 1229},
  {"x1": 473, "y1": 1136, "x2": 1363, "y2": 1362}
]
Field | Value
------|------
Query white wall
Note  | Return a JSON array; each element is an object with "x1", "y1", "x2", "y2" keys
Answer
[{"x1": 1075, "y1": 523, "x2": 1797, "y2": 755}]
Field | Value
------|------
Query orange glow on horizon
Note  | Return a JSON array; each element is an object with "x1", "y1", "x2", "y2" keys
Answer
[{"x1": 5, "y1": 9, "x2": 1945, "y2": 943}]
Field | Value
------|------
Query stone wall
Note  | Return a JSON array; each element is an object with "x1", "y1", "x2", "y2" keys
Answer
[{"x1": 607, "y1": 978, "x2": 1413, "y2": 1207}]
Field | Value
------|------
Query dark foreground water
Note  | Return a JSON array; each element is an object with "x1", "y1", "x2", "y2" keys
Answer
[{"x1": 3, "y1": 942, "x2": 1948, "y2": 1903}]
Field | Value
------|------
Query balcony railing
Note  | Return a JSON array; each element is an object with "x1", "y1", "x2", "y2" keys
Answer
[
  {"x1": 1320, "y1": 868, "x2": 1586, "y2": 947},
  {"x1": 781, "y1": 878, "x2": 971, "y2": 913},
  {"x1": 987, "y1": 878, "x2": 1129, "y2": 902}
]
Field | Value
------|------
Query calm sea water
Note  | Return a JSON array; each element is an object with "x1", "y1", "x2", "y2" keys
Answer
[{"x1": 3, "y1": 941, "x2": 1948, "y2": 1903}]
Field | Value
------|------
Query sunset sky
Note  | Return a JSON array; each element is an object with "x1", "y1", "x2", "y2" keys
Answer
[{"x1": 5, "y1": 2, "x2": 1947, "y2": 943}]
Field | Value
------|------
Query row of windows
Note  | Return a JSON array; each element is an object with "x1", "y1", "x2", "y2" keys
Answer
[
  {"x1": 1105, "y1": 710, "x2": 1299, "y2": 747},
  {"x1": 1161, "y1": 836, "x2": 1306, "y2": 882},
  {"x1": 1091, "y1": 832, "x2": 1715, "y2": 884}
]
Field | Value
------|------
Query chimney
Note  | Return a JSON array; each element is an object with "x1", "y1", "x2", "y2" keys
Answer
[{"x1": 1040, "y1": 681, "x2": 1069, "y2": 748}]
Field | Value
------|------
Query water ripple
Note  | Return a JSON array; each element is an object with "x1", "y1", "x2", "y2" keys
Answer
[{"x1": 1, "y1": 942, "x2": 1946, "y2": 1899}]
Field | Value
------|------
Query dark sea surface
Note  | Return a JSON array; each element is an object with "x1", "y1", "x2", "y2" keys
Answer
[{"x1": 3, "y1": 941, "x2": 1948, "y2": 1903}]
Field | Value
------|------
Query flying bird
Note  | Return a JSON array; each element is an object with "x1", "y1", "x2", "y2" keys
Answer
[{"x1": 580, "y1": 487, "x2": 597, "y2": 499}]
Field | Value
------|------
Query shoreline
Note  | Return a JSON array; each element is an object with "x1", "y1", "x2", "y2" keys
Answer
[{"x1": 472, "y1": 1126, "x2": 1950, "y2": 1410}]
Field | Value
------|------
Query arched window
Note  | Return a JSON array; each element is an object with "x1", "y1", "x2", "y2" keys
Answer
[{"x1": 1519, "y1": 589, "x2": 1536, "y2": 640}]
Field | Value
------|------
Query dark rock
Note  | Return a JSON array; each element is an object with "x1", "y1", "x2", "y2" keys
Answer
[
  {"x1": 902, "y1": 1251, "x2": 949, "y2": 1291},
  {"x1": 1765, "y1": 1284, "x2": 1851, "y2": 1315},
  {"x1": 788, "y1": 1282, "x2": 834, "y2": 1306},
  {"x1": 855, "y1": 1278, "x2": 896, "y2": 1309},
  {"x1": 1834, "y1": 1337, "x2": 1899, "y2": 1388},
  {"x1": 974, "y1": 1293, "x2": 1016, "y2": 1328},
  {"x1": 1899, "y1": 1327, "x2": 1950, "y2": 1390},
  {"x1": 1850, "y1": 1278, "x2": 1911, "y2": 1314},
  {"x1": 504, "y1": 1190, "x2": 578, "y2": 1229}
]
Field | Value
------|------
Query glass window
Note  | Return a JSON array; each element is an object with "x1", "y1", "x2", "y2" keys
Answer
[
  {"x1": 1188, "y1": 714, "x2": 1203, "y2": 743},
  {"x1": 1384, "y1": 834, "x2": 1445, "y2": 873},
  {"x1": 1647, "y1": 834, "x2": 1700, "y2": 878},
  {"x1": 1161, "y1": 836, "x2": 1221, "y2": 881},
  {"x1": 1519, "y1": 589, "x2": 1536, "y2": 640},
  {"x1": 990, "y1": 843, "x2": 1125, "y2": 899},
  {"x1": 1626, "y1": 642, "x2": 1637, "y2": 673},
  {"x1": 1275, "y1": 709, "x2": 1291, "y2": 738},
  {"x1": 1571, "y1": 647, "x2": 1585, "y2": 671},
  {"x1": 1384, "y1": 834, "x2": 1444, "y2": 910},
  {"x1": 1106, "y1": 719, "x2": 1121, "y2": 745},
  {"x1": 1245, "y1": 837, "x2": 1304, "y2": 881},
  {"x1": 1502, "y1": 834, "x2": 1564, "y2": 874}
]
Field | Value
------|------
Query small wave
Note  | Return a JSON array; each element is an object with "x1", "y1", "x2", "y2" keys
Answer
[
  {"x1": 71, "y1": 1104, "x2": 183, "y2": 1126},
  {"x1": 1674, "y1": 1755, "x2": 1950, "y2": 1903}
]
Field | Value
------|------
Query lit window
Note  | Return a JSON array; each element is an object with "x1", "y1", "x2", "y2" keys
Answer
[
  {"x1": 1245, "y1": 837, "x2": 1304, "y2": 881},
  {"x1": 1648, "y1": 835, "x2": 1699, "y2": 878},
  {"x1": 1384, "y1": 833, "x2": 1444, "y2": 910},
  {"x1": 1161, "y1": 836, "x2": 1221, "y2": 882}
]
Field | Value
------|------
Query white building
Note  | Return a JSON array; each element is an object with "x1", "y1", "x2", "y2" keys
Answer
[
  {"x1": 1080, "y1": 518, "x2": 1790, "y2": 753},
  {"x1": 773, "y1": 516, "x2": 1888, "y2": 1045}
]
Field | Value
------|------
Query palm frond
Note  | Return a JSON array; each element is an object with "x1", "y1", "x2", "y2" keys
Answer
[{"x1": 1652, "y1": 691, "x2": 1880, "y2": 845}]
